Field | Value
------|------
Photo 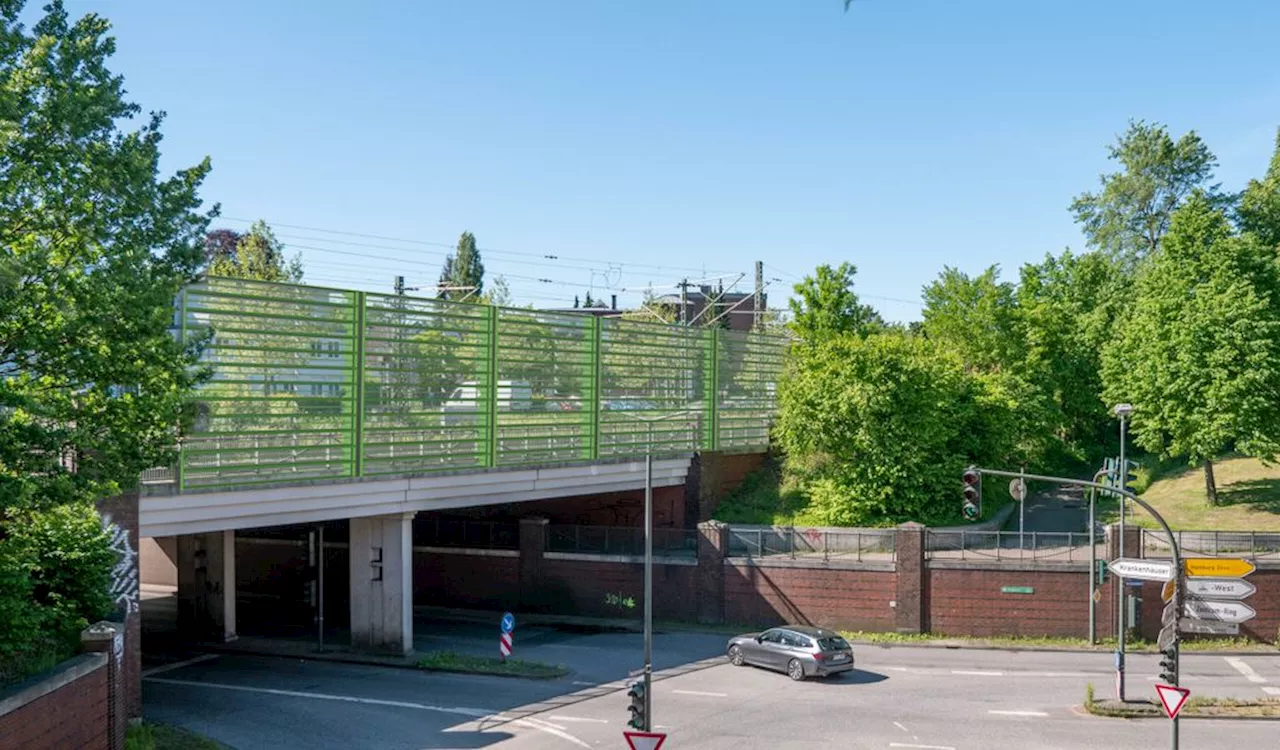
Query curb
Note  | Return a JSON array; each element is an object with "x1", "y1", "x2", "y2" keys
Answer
[
  {"x1": 1084, "y1": 703, "x2": 1280, "y2": 721},
  {"x1": 842, "y1": 640, "x2": 1280, "y2": 656},
  {"x1": 196, "y1": 642, "x2": 573, "y2": 680}
]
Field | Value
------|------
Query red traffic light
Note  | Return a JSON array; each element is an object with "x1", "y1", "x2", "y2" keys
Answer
[{"x1": 962, "y1": 467, "x2": 980, "y2": 486}]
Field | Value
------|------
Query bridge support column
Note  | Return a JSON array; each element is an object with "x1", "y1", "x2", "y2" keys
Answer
[
  {"x1": 176, "y1": 530, "x2": 237, "y2": 642},
  {"x1": 350, "y1": 513, "x2": 415, "y2": 655}
]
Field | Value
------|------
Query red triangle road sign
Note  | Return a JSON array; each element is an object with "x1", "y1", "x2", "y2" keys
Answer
[
  {"x1": 624, "y1": 730, "x2": 667, "y2": 750},
  {"x1": 1155, "y1": 684, "x2": 1191, "y2": 720}
]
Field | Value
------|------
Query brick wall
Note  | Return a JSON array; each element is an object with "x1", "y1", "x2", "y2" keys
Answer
[
  {"x1": 724, "y1": 561, "x2": 896, "y2": 631},
  {"x1": 416, "y1": 550, "x2": 521, "y2": 611},
  {"x1": 926, "y1": 566, "x2": 1117, "y2": 638},
  {"x1": 0, "y1": 654, "x2": 110, "y2": 750},
  {"x1": 539, "y1": 557, "x2": 697, "y2": 620}
]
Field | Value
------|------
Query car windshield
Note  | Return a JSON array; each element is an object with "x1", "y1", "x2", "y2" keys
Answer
[{"x1": 818, "y1": 637, "x2": 850, "y2": 651}]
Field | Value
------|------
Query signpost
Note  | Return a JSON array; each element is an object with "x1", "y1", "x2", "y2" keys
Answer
[
  {"x1": 1155, "y1": 684, "x2": 1191, "y2": 721},
  {"x1": 499, "y1": 611, "x2": 515, "y2": 660},
  {"x1": 624, "y1": 731, "x2": 667, "y2": 750},
  {"x1": 1161, "y1": 579, "x2": 1176, "y2": 603},
  {"x1": 1179, "y1": 618, "x2": 1240, "y2": 636},
  {"x1": 1183, "y1": 558, "x2": 1255, "y2": 579},
  {"x1": 1182, "y1": 598, "x2": 1256, "y2": 624},
  {"x1": 1183, "y1": 578, "x2": 1256, "y2": 599},
  {"x1": 1107, "y1": 558, "x2": 1175, "y2": 581}
]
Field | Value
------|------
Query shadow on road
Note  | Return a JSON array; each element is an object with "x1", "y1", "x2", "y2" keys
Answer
[{"x1": 825, "y1": 669, "x2": 888, "y2": 685}]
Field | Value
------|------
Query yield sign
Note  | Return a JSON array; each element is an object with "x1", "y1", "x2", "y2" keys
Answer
[
  {"x1": 624, "y1": 731, "x2": 667, "y2": 750},
  {"x1": 1155, "y1": 684, "x2": 1191, "y2": 720}
]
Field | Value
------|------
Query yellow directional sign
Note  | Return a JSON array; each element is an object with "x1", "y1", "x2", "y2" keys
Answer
[
  {"x1": 1161, "y1": 578, "x2": 1176, "y2": 603},
  {"x1": 1183, "y1": 558, "x2": 1255, "y2": 579}
]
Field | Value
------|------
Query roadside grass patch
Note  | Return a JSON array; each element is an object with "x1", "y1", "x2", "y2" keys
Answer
[
  {"x1": 839, "y1": 631, "x2": 1274, "y2": 652},
  {"x1": 125, "y1": 722, "x2": 227, "y2": 750},
  {"x1": 1084, "y1": 685, "x2": 1280, "y2": 719},
  {"x1": 415, "y1": 650, "x2": 568, "y2": 679}
]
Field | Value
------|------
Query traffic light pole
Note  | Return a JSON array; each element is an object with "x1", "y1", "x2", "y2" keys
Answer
[
  {"x1": 643, "y1": 446, "x2": 653, "y2": 731},
  {"x1": 971, "y1": 467, "x2": 1182, "y2": 749},
  {"x1": 1117, "y1": 409, "x2": 1129, "y2": 702}
]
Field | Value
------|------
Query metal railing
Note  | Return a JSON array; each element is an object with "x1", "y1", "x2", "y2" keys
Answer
[
  {"x1": 726, "y1": 525, "x2": 896, "y2": 562},
  {"x1": 546, "y1": 525, "x2": 698, "y2": 558},
  {"x1": 925, "y1": 530, "x2": 1104, "y2": 563},
  {"x1": 1142, "y1": 529, "x2": 1280, "y2": 561},
  {"x1": 416, "y1": 518, "x2": 520, "y2": 550},
  {"x1": 173, "y1": 277, "x2": 787, "y2": 491}
]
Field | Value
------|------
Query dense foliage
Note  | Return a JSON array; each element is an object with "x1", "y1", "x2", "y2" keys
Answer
[{"x1": 0, "y1": 1, "x2": 212, "y2": 681}]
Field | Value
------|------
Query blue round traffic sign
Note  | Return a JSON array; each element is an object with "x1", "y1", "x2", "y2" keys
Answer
[{"x1": 501, "y1": 612, "x2": 515, "y2": 634}]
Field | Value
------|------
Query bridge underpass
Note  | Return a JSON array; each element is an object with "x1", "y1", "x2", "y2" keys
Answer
[{"x1": 140, "y1": 277, "x2": 781, "y2": 656}]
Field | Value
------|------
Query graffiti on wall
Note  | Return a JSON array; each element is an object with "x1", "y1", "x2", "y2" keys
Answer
[{"x1": 102, "y1": 514, "x2": 139, "y2": 615}]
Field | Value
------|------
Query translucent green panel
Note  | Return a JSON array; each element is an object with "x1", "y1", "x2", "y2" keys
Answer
[
  {"x1": 180, "y1": 278, "x2": 359, "y2": 489},
  {"x1": 715, "y1": 329, "x2": 788, "y2": 451},
  {"x1": 360, "y1": 293, "x2": 493, "y2": 477},
  {"x1": 598, "y1": 318, "x2": 709, "y2": 457},
  {"x1": 492, "y1": 308, "x2": 594, "y2": 466}
]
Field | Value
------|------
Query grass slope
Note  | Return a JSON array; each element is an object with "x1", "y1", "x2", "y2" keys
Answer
[{"x1": 1102, "y1": 456, "x2": 1280, "y2": 531}]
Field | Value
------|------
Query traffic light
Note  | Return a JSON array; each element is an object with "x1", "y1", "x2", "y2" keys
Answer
[
  {"x1": 961, "y1": 466, "x2": 981, "y2": 521},
  {"x1": 1158, "y1": 646, "x2": 1178, "y2": 684},
  {"x1": 1123, "y1": 460, "x2": 1140, "y2": 492},
  {"x1": 626, "y1": 679, "x2": 646, "y2": 730}
]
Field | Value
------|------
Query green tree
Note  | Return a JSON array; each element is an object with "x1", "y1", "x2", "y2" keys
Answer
[
  {"x1": 1070, "y1": 121, "x2": 1220, "y2": 268},
  {"x1": 787, "y1": 262, "x2": 878, "y2": 341},
  {"x1": 775, "y1": 333, "x2": 1014, "y2": 525},
  {"x1": 921, "y1": 266, "x2": 1025, "y2": 370},
  {"x1": 1102, "y1": 194, "x2": 1280, "y2": 504},
  {"x1": 438, "y1": 231, "x2": 484, "y2": 301},
  {"x1": 1238, "y1": 129, "x2": 1280, "y2": 249},
  {"x1": 0, "y1": 0, "x2": 213, "y2": 512},
  {"x1": 207, "y1": 220, "x2": 302, "y2": 282},
  {"x1": 481, "y1": 274, "x2": 511, "y2": 306}
]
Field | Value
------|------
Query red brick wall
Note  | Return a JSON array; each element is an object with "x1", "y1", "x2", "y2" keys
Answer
[
  {"x1": 0, "y1": 656, "x2": 109, "y2": 750},
  {"x1": 723, "y1": 562, "x2": 896, "y2": 631},
  {"x1": 926, "y1": 567, "x2": 1117, "y2": 638},
  {"x1": 539, "y1": 558, "x2": 697, "y2": 620},
  {"x1": 415, "y1": 551, "x2": 522, "y2": 611}
]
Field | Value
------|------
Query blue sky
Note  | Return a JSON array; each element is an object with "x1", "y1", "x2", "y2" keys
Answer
[{"x1": 64, "y1": 0, "x2": 1280, "y2": 320}]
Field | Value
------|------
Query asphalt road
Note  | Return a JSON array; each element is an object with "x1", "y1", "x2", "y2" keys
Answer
[{"x1": 142, "y1": 628, "x2": 1280, "y2": 750}]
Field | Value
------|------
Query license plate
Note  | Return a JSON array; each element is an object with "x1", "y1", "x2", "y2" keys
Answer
[{"x1": 829, "y1": 654, "x2": 849, "y2": 663}]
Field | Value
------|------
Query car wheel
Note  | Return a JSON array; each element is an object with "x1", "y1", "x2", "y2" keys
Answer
[
  {"x1": 787, "y1": 659, "x2": 805, "y2": 681},
  {"x1": 728, "y1": 645, "x2": 745, "y2": 666}
]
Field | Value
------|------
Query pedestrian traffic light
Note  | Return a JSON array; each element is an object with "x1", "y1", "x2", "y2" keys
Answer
[
  {"x1": 626, "y1": 679, "x2": 646, "y2": 730},
  {"x1": 961, "y1": 466, "x2": 981, "y2": 522},
  {"x1": 1159, "y1": 646, "x2": 1178, "y2": 685}
]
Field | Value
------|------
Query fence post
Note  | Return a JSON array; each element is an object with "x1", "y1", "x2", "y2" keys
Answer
[
  {"x1": 757, "y1": 528, "x2": 763, "y2": 558},
  {"x1": 351, "y1": 291, "x2": 366, "y2": 478},
  {"x1": 790, "y1": 527, "x2": 795, "y2": 559},
  {"x1": 894, "y1": 523, "x2": 926, "y2": 634},
  {"x1": 825, "y1": 531, "x2": 831, "y2": 562},
  {"x1": 485, "y1": 305, "x2": 499, "y2": 468},
  {"x1": 588, "y1": 316, "x2": 602, "y2": 460}
]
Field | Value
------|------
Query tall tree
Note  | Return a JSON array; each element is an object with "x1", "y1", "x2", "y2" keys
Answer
[
  {"x1": 0, "y1": 0, "x2": 213, "y2": 511},
  {"x1": 1102, "y1": 194, "x2": 1280, "y2": 504},
  {"x1": 438, "y1": 231, "x2": 484, "y2": 301},
  {"x1": 203, "y1": 228, "x2": 242, "y2": 266},
  {"x1": 1238, "y1": 129, "x2": 1280, "y2": 249},
  {"x1": 921, "y1": 266, "x2": 1024, "y2": 370},
  {"x1": 787, "y1": 262, "x2": 878, "y2": 341},
  {"x1": 481, "y1": 274, "x2": 511, "y2": 307},
  {"x1": 1071, "y1": 121, "x2": 1220, "y2": 268},
  {"x1": 207, "y1": 220, "x2": 302, "y2": 282}
]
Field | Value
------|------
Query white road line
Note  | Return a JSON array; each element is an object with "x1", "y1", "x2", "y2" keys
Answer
[
  {"x1": 143, "y1": 677, "x2": 589, "y2": 748},
  {"x1": 571, "y1": 681, "x2": 595, "y2": 686},
  {"x1": 952, "y1": 670, "x2": 1003, "y2": 676},
  {"x1": 893, "y1": 721, "x2": 909, "y2": 732},
  {"x1": 889, "y1": 743, "x2": 955, "y2": 750},
  {"x1": 139, "y1": 654, "x2": 218, "y2": 678},
  {"x1": 1225, "y1": 657, "x2": 1268, "y2": 684},
  {"x1": 671, "y1": 689, "x2": 728, "y2": 697},
  {"x1": 549, "y1": 716, "x2": 609, "y2": 724},
  {"x1": 1262, "y1": 687, "x2": 1280, "y2": 696},
  {"x1": 988, "y1": 710, "x2": 1049, "y2": 717}
]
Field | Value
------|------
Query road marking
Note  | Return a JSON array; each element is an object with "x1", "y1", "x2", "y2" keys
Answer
[
  {"x1": 549, "y1": 716, "x2": 609, "y2": 724},
  {"x1": 671, "y1": 689, "x2": 728, "y2": 697},
  {"x1": 139, "y1": 654, "x2": 218, "y2": 678},
  {"x1": 988, "y1": 710, "x2": 1049, "y2": 717},
  {"x1": 889, "y1": 744, "x2": 955, "y2": 750},
  {"x1": 1262, "y1": 687, "x2": 1280, "y2": 696},
  {"x1": 571, "y1": 681, "x2": 595, "y2": 686},
  {"x1": 952, "y1": 670, "x2": 1003, "y2": 676},
  {"x1": 143, "y1": 677, "x2": 589, "y2": 748},
  {"x1": 1225, "y1": 657, "x2": 1268, "y2": 684},
  {"x1": 893, "y1": 721, "x2": 909, "y2": 732}
]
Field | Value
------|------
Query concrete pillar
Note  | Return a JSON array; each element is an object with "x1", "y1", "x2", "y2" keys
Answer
[
  {"x1": 519, "y1": 517, "x2": 548, "y2": 612},
  {"x1": 696, "y1": 521, "x2": 727, "y2": 624},
  {"x1": 349, "y1": 513, "x2": 414, "y2": 655},
  {"x1": 82, "y1": 622, "x2": 126, "y2": 750},
  {"x1": 176, "y1": 530, "x2": 237, "y2": 642},
  {"x1": 894, "y1": 523, "x2": 926, "y2": 634}
]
